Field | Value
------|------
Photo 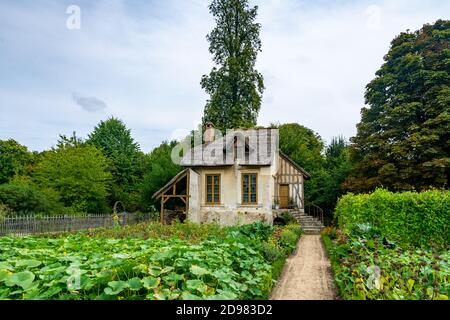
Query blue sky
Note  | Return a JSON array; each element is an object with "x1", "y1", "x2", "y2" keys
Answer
[{"x1": 0, "y1": 0, "x2": 449, "y2": 153}]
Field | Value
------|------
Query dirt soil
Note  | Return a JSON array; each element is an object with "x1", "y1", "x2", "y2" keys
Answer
[{"x1": 270, "y1": 235, "x2": 337, "y2": 300}]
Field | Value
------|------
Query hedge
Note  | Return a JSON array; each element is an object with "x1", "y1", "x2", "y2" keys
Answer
[{"x1": 335, "y1": 189, "x2": 449, "y2": 249}]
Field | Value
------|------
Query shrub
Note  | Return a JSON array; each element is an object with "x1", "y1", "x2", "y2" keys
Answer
[
  {"x1": 0, "y1": 183, "x2": 51, "y2": 215},
  {"x1": 279, "y1": 212, "x2": 297, "y2": 225},
  {"x1": 279, "y1": 230, "x2": 298, "y2": 253},
  {"x1": 284, "y1": 224, "x2": 303, "y2": 237},
  {"x1": 32, "y1": 145, "x2": 112, "y2": 214},
  {"x1": 0, "y1": 203, "x2": 12, "y2": 222},
  {"x1": 78, "y1": 221, "x2": 228, "y2": 242},
  {"x1": 335, "y1": 189, "x2": 449, "y2": 249},
  {"x1": 261, "y1": 239, "x2": 283, "y2": 262},
  {"x1": 321, "y1": 226, "x2": 337, "y2": 240},
  {"x1": 233, "y1": 222, "x2": 274, "y2": 241}
]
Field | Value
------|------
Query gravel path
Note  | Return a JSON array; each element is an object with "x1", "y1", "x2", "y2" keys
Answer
[{"x1": 270, "y1": 235, "x2": 337, "y2": 300}]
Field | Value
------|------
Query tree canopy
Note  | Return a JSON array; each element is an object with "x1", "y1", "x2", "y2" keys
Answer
[
  {"x1": 277, "y1": 123, "x2": 325, "y2": 174},
  {"x1": 142, "y1": 141, "x2": 182, "y2": 209},
  {"x1": 307, "y1": 137, "x2": 352, "y2": 219},
  {"x1": 32, "y1": 145, "x2": 112, "y2": 214},
  {"x1": 201, "y1": 0, "x2": 264, "y2": 132},
  {"x1": 345, "y1": 20, "x2": 450, "y2": 192},
  {"x1": 87, "y1": 117, "x2": 145, "y2": 209},
  {"x1": 0, "y1": 139, "x2": 32, "y2": 184}
]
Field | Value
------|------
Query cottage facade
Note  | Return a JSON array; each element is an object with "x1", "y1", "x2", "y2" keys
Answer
[{"x1": 153, "y1": 125, "x2": 310, "y2": 226}]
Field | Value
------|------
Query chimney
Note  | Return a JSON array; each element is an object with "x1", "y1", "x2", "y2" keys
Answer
[{"x1": 204, "y1": 122, "x2": 216, "y2": 144}]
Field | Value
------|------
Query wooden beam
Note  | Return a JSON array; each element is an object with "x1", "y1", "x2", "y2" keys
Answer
[{"x1": 160, "y1": 199, "x2": 164, "y2": 225}]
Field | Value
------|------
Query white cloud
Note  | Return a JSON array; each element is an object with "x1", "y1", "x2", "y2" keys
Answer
[{"x1": 0, "y1": 0, "x2": 448, "y2": 152}]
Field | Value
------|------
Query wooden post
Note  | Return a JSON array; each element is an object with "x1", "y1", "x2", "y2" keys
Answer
[{"x1": 160, "y1": 197, "x2": 165, "y2": 225}]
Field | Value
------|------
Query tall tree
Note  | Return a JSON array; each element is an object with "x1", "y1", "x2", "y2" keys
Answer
[
  {"x1": 277, "y1": 123, "x2": 325, "y2": 174},
  {"x1": 142, "y1": 141, "x2": 182, "y2": 209},
  {"x1": 32, "y1": 145, "x2": 112, "y2": 214},
  {"x1": 0, "y1": 139, "x2": 32, "y2": 184},
  {"x1": 345, "y1": 20, "x2": 450, "y2": 192},
  {"x1": 87, "y1": 117, "x2": 145, "y2": 209},
  {"x1": 308, "y1": 137, "x2": 352, "y2": 220},
  {"x1": 56, "y1": 131, "x2": 84, "y2": 150},
  {"x1": 201, "y1": 0, "x2": 264, "y2": 132}
]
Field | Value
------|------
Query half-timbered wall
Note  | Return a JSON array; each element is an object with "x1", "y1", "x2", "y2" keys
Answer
[{"x1": 275, "y1": 154, "x2": 305, "y2": 210}]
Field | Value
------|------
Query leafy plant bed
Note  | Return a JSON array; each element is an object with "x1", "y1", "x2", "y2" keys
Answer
[
  {"x1": 0, "y1": 222, "x2": 302, "y2": 300},
  {"x1": 321, "y1": 226, "x2": 449, "y2": 300},
  {"x1": 61, "y1": 221, "x2": 228, "y2": 243}
]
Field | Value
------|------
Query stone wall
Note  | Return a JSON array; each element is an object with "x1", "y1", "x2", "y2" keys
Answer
[{"x1": 199, "y1": 207, "x2": 273, "y2": 226}]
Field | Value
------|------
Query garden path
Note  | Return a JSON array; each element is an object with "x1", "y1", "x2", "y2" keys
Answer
[{"x1": 270, "y1": 235, "x2": 337, "y2": 300}]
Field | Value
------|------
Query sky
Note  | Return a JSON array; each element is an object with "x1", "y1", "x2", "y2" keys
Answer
[{"x1": 0, "y1": 0, "x2": 449, "y2": 153}]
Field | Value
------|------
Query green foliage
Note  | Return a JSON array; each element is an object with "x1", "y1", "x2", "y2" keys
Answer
[
  {"x1": 0, "y1": 139, "x2": 32, "y2": 184},
  {"x1": 277, "y1": 123, "x2": 325, "y2": 174},
  {"x1": 0, "y1": 204, "x2": 12, "y2": 222},
  {"x1": 87, "y1": 117, "x2": 145, "y2": 210},
  {"x1": 78, "y1": 221, "x2": 228, "y2": 242},
  {"x1": 142, "y1": 141, "x2": 182, "y2": 208},
  {"x1": 321, "y1": 227, "x2": 337, "y2": 240},
  {"x1": 0, "y1": 183, "x2": 52, "y2": 215},
  {"x1": 283, "y1": 224, "x2": 303, "y2": 238},
  {"x1": 322, "y1": 231, "x2": 449, "y2": 300},
  {"x1": 278, "y1": 212, "x2": 296, "y2": 225},
  {"x1": 230, "y1": 221, "x2": 274, "y2": 241},
  {"x1": 279, "y1": 230, "x2": 298, "y2": 251},
  {"x1": 56, "y1": 132, "x2": 84, "y2": 149},
  {"x1": 32, "y1": 145, "x2": 112, "y2": 214},
  {"x1": 0, "y1": 222, "x2": 304, "y2": 300},
  {"x1": 261, "y1": 241, "x2": 283, "y2": 263},
  {"x1": 308, "y1": 137, "x2": 352, "y2": 220},
  {"x1": 277, "y1": 124, "x2": 352, "y2": 221},
  {"x1": 347, "y1": 20, "x2": 450, "y2": 192},
  {"x1": 201, "y1": 0, "x2": 264, "y2": 132},
  {"x1": 335, "y1": 189, "x2": 450, "y2": 248}
]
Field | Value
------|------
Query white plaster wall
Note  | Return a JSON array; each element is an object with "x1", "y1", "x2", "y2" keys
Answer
[
  {"x1": 187, "y1": 169, "x2": 201, "y2": 223},
  {"x1": 191, "y1": 166, "x2": 274, "y2": 226}
]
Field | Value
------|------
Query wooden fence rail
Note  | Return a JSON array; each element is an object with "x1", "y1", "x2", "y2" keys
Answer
[{"x1": 0, "y1": 212, "x2": 152, "y2": 237}]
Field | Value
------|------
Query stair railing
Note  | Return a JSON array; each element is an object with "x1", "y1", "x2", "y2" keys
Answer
[{"x1": 305, "y1": 203, "x2": 324, "y2": 225}]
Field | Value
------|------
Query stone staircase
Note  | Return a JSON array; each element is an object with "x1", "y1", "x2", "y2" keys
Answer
[{"x1": 293, "y1": 212, "x2": 325, "y2": 235}]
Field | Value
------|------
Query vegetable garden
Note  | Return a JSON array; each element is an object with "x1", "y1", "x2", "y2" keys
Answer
[
  {"x1": 322, "y1": 189, "x2": 450, "y2": 300},
  {"x1": 0, "y1": 222, "x2": 302, "y2": 300}
]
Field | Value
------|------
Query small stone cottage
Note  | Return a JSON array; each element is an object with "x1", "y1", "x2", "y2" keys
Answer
[{"x1": 153, "y1": 124, "x2": 310, "y2": 226}]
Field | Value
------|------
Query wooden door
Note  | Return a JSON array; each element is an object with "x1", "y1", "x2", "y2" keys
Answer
[{"x1": 279, "y1": 185, "x2": 289, "y2": 208}]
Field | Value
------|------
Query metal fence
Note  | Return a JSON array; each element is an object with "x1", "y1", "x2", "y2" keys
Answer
[{"x1": 0, "y1": 212, "x2": 153, "y2": 237}]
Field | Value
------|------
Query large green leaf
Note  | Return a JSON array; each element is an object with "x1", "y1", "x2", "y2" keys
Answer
[
  {"x1": 186, "y1": 279, "x2": 207, "y2": 294},
  {"x1": 104, "y1": 281, "x2": 128, "y2": 295},
  {"x1": 0, "y1": 270, "x2": 12, "y2": 282},
  {"x1": 112, "y1": 253, "x2": 130, "y2": 259},
  {"x1": 15, "y1": 260, "x2": 42, "y2": 268},
  {"x1": 142, "y1": 277, "x2": 160, "y2": 290},
  {"x1": 5, "y1": 271, "x2": 35, "y2": 290},
  {"x1": 181, "y1": 292, "x2": 202, "y2": 300},
  {"x1": 190, "y1": 265, "x2": 209, "y2": 277},
  {"x1": 0, "y1": 262, "x2": 13, "y2": 270},
  {"x1": 127, "y1": 278, "x2": 143, "y2": 291}
]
